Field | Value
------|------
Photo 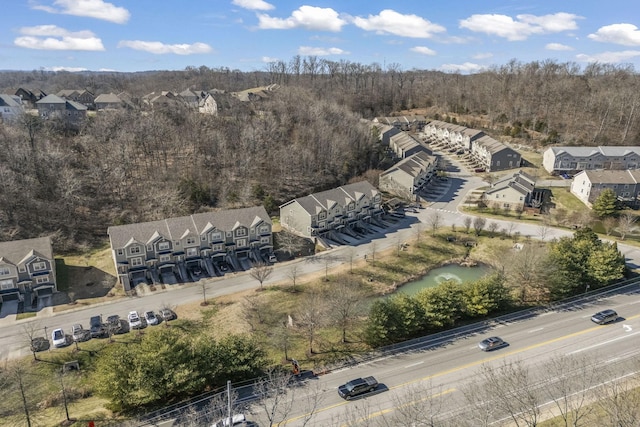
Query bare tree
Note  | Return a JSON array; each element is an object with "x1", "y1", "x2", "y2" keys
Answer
[
  {"x1": 537, "y1": 217, "x2": 551, "y2": 242},
  {"x1": 382, "y1": 381, "x2": 448, "y2": 427},
  {"x1": 414, "y1": 222, "x2": 424, "y2": 245},
  {"x1": 487, "y1": 221, "x2": 500, "y2": 236},
  {"x1": 427, "y1": 211, "x2": 443, "y2": 236},
  {"x1": 506, "y1": 244, "x2": 552, "y2": 303},
  {"x1": 296, "y1": 291, "x2": 328, "y2": 354},
  {"x1": 287, "y1": 265, "x2": 300, "y2": 292},
  {"x1": 595, "y1": 361, "x2": 640, "y2": 427},
  {"x1": 472, "y1": 217, "x2": 487, "y2": 236},
  {"x1": 602, "y1": 216, "x2": 617, "y2": 236},
  {"x1": 370, "y1": 241, "x2": 378, "y2": 262},
  {"x1": 326, "y1": 278, "x2": 367, "y2": 343},
  {"x1": 344, "y1": 247, "x2": 357, "y2": 273},
  {"x1": 617, "y1": 213, "x2": 638, "y2": 240},
  {"x1": 463, "y1": 216, "x2": 472, "y2": 234},
  {"x1": 250, "y1": 262, "x2": 273, "y2": 291},
  {"x1": 22, "y1": 322, "x2": 46, "y2": 361}
]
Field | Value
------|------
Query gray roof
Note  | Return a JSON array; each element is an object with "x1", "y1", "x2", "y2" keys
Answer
[
  {"x1": 37, "y1": 94, "x2": 66, "y2": 104},
  {"x1": 381, "y1": 151, "x2": 435, "y2": 179},
  {"x1": 66, "y1": 100, "x2": 88, "y2": 111},
  {"x1": 0, "y1": 237, "x2": 53, "y2": 265},
  {"x1": 284, "y1": 181, "x2": 379, "y2": 215},
  {"x1": 549, "y1": 146, "x2": 640, "y2": 158},
  {"x1": 487, "y1": 171, "x2": 535, "y2": 196},
  {"x1": 94, "y1": 93, "x2": 122, "y2": 103},
  {"x1": 107, "y1": 206, "x2": 271, "y2": 248},
  {"x1": 579, "y1": 169, "x2": 640, "y2": 184},
  {"x1": 0, "y1": 94, "x2": 22, "y2": 107}
]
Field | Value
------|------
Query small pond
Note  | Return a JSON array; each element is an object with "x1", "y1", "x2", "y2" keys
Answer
[{"x1": 397, "y1": 264, "x2": 493, "y2": 296}]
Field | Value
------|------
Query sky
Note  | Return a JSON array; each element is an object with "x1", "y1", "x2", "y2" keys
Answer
[{"x1": 2, "y1": 0, "x2": 640, "y2": 74}]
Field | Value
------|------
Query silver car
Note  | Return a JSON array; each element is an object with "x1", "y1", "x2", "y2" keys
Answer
[{"x1": 478, "y1": 336, "x2": 507, "y2": 351}]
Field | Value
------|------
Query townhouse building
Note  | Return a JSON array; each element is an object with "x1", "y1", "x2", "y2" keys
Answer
[
  {"x1": 107, "y1": 206, "x2": 273, "y2": 291},
  {"x1": 570, "y1": 169, "x2": 640, "y2": 208},
  {"x1": 483, "y1": 171, "x2": 537, "y2": 211},
  {"x1": 36, "y1": 94, "x2": 87, "y2": 126},
  {"x1": 543, "y1": 146, "x2": 640, "y2": 175},
  {"x1": 0, "y1": 237, "x2": 57, "y2": 304},
  {"x1": 379, "y1": 151, "x2": 438, "y2": 201},
  {"x1": 0, "y1": 94, "x2": 25, "y2": 122},
  {"x1": 279, "y1": 181, "x2": 383, "y2": 239}
]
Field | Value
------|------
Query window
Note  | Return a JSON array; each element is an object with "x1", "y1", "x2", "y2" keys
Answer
[
  {"x1": 19, "y1": 266, "x2": 26, "y2": 273},
  {"x1": 211, "y1": 231, "x2": 223, "y2": 241},
  {"x1": 186, "y1": 248, "x2": 199, "y2": 257},
  {"x1": 117, "y1": 249, "x2": 124, "y2": 256},
  {"x1": 348, "y1": 202, "x2": 356, "y2": 211},
  {"x1": 131, "y1": 257, "x2": 143, "y2": 267},
  {"x1": 159, "y1": 254, "x2": 171, "y2": 262},
  {"x1": 159, "y1": 241, "x2": 170, "y2": 251},
  {"x1": 212, "y1": 244, "x2": 224, "y2": 251},
  {"x1": 33, "y1": 262, "x2": 47, "y2": 272},
  {"x1": 0, "y1": 267, "x2": 10, "y2": 276},
  {"x1": 0, "y1": 279, "x2": 13, "y2": 290},
  {"x1": 260, "y1": 236, "x2": 270, "y2": 244},
  {"x1": 318, "y1": 211, "x2": 327, "y2": 220},
  {"x1": 129, "y1": 246, "x2": 141, "y2": 255},
  {"x1": 36, "y1": 276, "x2": 49, "y2": 284},
  {"x1": 147, "y1": 244, "x2": 153, "y2": 251},
  {"x1": 236, "y1": 238, "x2": 247, "y2": 247},
  {"x1": 201, "y1": 236, "x2": 206, "y2": 241},
  {"x1": 236, "y1": 228, "x2": 247, "y2": 237},
  {"x1": 186, "y1": 237, "x2": 196, "y2": 245},
  {"x1": 259, "y1": 225, "x2": 270, "y2": 234}
]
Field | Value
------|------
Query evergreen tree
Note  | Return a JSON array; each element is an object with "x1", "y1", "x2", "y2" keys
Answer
[{"x1": 592, "y1": 188, "x2": 619, "y2": 218}]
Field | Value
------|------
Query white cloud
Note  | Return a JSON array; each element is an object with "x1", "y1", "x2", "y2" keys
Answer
[
  {"x1": 546, "y1": 43, "x2": 573, "y2": 51},
  {"x1": 297, "y1": 46, "x2": 348, "y2": 56},
  {"x1": 410, "y1": 46, "x2": 436, "y2": 56},
  {"x1": 588, "y1": 24, "x2": 640, "y2": 46},
  {"x1": 232, "y1": 0, "x2": 274, "y2": 11},
  {"x1": 31, "y1": 0, "x2": 130, "y2": 24},
  {"x1": 261, "y1": 56, "x2": 279, "y2": 63},
  {"x1": 459, "y1": 12, "x2": 581, "y2": 41},
  {"x1": 472, "y1": 52, "x2": 493, "y2": 60},
  {"x1": 117, "y1": 40, "x2": 213, "y2": 55},
  {"x1": 576, "y1": 50, "x2": 640, "y2": 63},
  {"x1": 14, "y1": 25, "x2": 105, "y2": 50},
  {"x1": 352, "y1": 9, "x2": 445, "y2": 38},
  {"x1": 257, "y1": 6, "x2": 347, "y2": 32},
  {"x1": 45, "y1": 66, "x2": 88, "y2": 72},
  {"x1": 440, "y1": 62, "x2": 486, "y2": 73}
]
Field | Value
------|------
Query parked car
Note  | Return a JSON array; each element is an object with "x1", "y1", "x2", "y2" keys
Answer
[
  {"x1": 268, "y1": 254, "x2": 277, "y2": 263},
  {"x1": 30, "y1": 337, "x2": 50, "y2": 352},
  {"x1": 211, "y1": 414, "x2": 246, "y2": 427},
  {"x1": 591, "y1": 309, "x2": 618, "y2": 325},
  {"x1": 71, "y1": 324, "x2": 90, "y2": 342},
  {"x1": 478, "y1": 336, "x2": 507, "y2": 351},
  {"x1": 144, "y1": 310, "x2": 159, "y2": 326},
  {"x1": 128, "y1": 311, "x2": 143, "y2": 329},
  {"x1": 218, "y1": 261, "x2": 230, "y2": 273},
  {"x1": 338, "y1": 376, "x2": 379, "y2": 400},
  {"x1": 52, "y1": 328, "x2": 69, "y2": 348},
  {"x1": 188, "y1": 264, "x2": 204, "y2": 280},
  {"x1": 107, "y1": 315, "x2": 125, "y2": 334},
  {"x1": 159, "y1": 308, "x2": 177, "y2": 321},
  {"x1": 90, "y1": 315, "x2": 107, "y2": 338}
]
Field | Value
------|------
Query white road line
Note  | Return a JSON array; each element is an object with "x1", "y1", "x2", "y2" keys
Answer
[
  {"x1": 405, "y1": 361, "x2": 424, "y2": 368},
  {"x1": 528, "y1": 327, "x2": 544, "y2": 333},
  {"x1": 566, "y1": 330, "x2": 640, "y2": 355}
]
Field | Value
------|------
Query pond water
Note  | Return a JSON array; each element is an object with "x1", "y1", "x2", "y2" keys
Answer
[{"x1": 397, "y1": 264, "x2": 493, "y2": 296}]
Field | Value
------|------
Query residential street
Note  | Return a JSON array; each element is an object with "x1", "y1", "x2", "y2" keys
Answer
[{"x1": 1, "y1": 152, "x2": 639, "y2": 362}]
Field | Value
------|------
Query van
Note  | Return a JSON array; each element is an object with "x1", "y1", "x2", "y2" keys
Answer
[{"x1": 591, "y1": 309, "x2": 618, "y2": 325}]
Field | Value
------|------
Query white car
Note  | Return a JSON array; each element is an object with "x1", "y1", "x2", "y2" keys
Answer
[
  {"x1": 128, "y1": 311, "x2": 143, "y2": 329},
  {"x1": 211, "y1": 414, "x2": 246, "y2": 427},
  {"x1": 52, "y1": 328, "x2": 68, "y2": 348},
  {"x1": 144, "y1": 310, "x2": 159, "y2": 326}
]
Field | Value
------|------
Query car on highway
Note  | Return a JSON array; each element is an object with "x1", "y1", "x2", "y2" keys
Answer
[
  {"x1": 30, "y1": 337, "x2": 50, "y2": 352},
  {"x1": 90, "y1": 315, "x2": 107, "y2": 338},
  {"x1": 128, "y1": 311, "x2": 143, "y2": 329},
  {"x1": 71, "y1": 324, "x2": 91, "y2": 342},
  {"x1": 144, "y1": 310, "x2": 159, "y2": 326},
  {"x1": 591, "y1": 309, "x2": 618, "y2": 325},
  {"x1": 52, "y1": 328, "x2": 69, "y2": 348},
  {"x1": 478, "y1": 336, "x2": 507, "y2": 351},
  {"x1": 159, "y1": 308, "x2": 177, "y2": 321},
  {"x1": 338, "y1": 376, "x2": 379, "y2": 400}
]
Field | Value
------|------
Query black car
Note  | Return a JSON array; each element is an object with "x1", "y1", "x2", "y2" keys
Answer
[
  {"x1": 591, "y1": 309, "x2": 618, "y2": 325},
  {"x1": 90, "y1": 315, "x2": 107, "y2": 338},
  {"x1": 338, "y1": 376, "x2": 379, "y2": 400},
  {"x1": 30, "y1": 337, "x2": 50, "y2": 352},
  {"x1": 106, "y1": 314, "x2": 125, "y2": 334}
]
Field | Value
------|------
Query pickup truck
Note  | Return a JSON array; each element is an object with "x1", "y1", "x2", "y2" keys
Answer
[{"x1": 338, "y1": 376, "x2": 378, "y2": 400}]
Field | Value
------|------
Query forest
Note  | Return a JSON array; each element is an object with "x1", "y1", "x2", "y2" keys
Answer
[{"x1": 1, "y1": 57, "x2": 639, "y2": 250}]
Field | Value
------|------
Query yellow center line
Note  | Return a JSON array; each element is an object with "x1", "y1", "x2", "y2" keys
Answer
[{"x1": 277, "y1": 314, "x2": 639, "y2": 426}]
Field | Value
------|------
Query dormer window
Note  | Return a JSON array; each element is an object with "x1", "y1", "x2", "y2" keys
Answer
[
  {"x1": 0, "y1": 267, "x2": 10, "y2": 276},
  {"x1": 33, "y1": 262, "x2": 47, "y2": 271},
  {"x1": 129, "y1": 246, "x2": 141, "y2": 255},
  {"x1": 186, "y1": 237, "x2": 196, "y2": 245},
  {"x1": 236, "y1": 228, "x2": 247, "y2": 237},
  {"x1": 159, "y1": 242, "x2": 170, "y2": 251}
]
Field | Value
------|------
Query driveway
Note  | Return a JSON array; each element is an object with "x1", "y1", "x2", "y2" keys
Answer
[{"x1": 0, "y1": 300, "x2": 19, "y2": 322}]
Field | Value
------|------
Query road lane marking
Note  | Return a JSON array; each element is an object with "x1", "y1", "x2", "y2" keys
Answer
[
  {"x1": 405, "y1": 361, "x2": 424, "y2": 368},
  {"x1": 528, "y1": 327, "x2": 544, "y2": 333},
  {"x1": 566, "y1": 330, "x2": 640, "y2": 355}
]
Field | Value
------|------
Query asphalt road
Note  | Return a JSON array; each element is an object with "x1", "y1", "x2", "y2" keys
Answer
[{"x1": 249, "y1": 281, "x2": 640, "y2": 426}]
